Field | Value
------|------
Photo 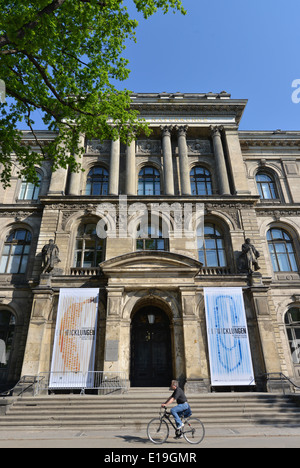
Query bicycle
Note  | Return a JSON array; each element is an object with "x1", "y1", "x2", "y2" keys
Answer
[{"x1": 147, "y1": 407, "x2": 205, "y2": 445}]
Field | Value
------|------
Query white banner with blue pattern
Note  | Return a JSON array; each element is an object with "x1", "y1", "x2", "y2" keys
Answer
[{"x1": 204, "y1": 288, "x2": 255, "y2": 386}]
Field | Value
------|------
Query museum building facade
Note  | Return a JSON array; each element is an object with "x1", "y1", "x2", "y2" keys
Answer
[{"x1": 0, "y1": 92, "x2": 300, "y2": 393}]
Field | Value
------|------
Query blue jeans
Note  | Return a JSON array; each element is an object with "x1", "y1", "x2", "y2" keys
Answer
[{"x1": 171, "y1": 402, "x2": 189, "y2": 428}]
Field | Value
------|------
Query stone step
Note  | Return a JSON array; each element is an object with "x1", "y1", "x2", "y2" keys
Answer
[{"x1": 1, "y1": 393, "x2": 300, "y2": 429}]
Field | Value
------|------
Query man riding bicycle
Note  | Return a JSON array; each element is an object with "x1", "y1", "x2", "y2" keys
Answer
[{"x1": 161, "y1": 380, "x2": 192, "y2": 433}]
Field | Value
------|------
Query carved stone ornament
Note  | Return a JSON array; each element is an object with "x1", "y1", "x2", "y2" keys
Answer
[
  {"x1": 187, "y1": 139, "x2": 212, "y2": 154},
  {"x1": 136, "y1": 140, "x2": 162, "y2": 154},
  {"x1": 86, "y1": 140, "x2": 111, "y2": 154}
]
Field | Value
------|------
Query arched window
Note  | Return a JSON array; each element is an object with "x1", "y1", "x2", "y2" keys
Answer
[
  {"x1": 138, "y1": 167, "x2": 161, "y2": 196},
  {"x1": 285, "y1": 307, "x2": 300, "y2": 365},
  {"x1": 0, "y1": 311, "x2": 15, "y2": 369},
  {"x1": 136, "y1": 217, "x2": 168, "y2": 251},
  {"x1": 74, "y1": 223, "x2": 105, "y2": 268},
  {"x1": 190, "y1": 167, "x2": 212, "y2": 196},
  {"x1": 267, "y1": 228, "x2": 298, "y2": 272},
  {"x1": 18, "y1": 172, "x2": 42, "y2": 201},
  {"x1": 198, "y1": 223, "x2": 227, "y2": 267},
  {"x1": 256, "y1": 172, "x2": 279, "y2": 200},
  {"x1": 85, "y1": 167, "x2": 109, "y2": 196},
  {"x1": 0, "y1": 229, "x2": 32, "y2": 274}
]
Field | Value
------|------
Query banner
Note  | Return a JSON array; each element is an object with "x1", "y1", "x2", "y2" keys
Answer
[
  {"x1": 204, "y1": 288, "x2": 255, "y2": 386},
  {"x1": 49, "y1": 289, "x2": 99, "y2": 389}
]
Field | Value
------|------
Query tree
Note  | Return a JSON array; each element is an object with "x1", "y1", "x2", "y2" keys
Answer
[{"x1": 0, "y1": 0, "x2": 186, "y2": 188}]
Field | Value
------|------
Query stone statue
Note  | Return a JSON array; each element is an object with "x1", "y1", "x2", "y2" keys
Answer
[
  {"x1": 42, "y1": 239, "x2": 61, "y2": 274},
  {"x1": 238, "y1": 238, "x2": 261, "y2": 274}
]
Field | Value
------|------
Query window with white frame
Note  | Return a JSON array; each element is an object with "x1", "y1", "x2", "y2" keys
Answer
[
  {"x1": 18, "y1": 173, "x2": 42, "y2": 201},
  {"x1": 74, "y1": 223, "x2": 105, "y2": 268},
  {"x1": 0, "y1": 229, "x2": 32, "y2": 274},
  {"x1": 267, "y1": 228, "x2": 298, "y2": 272},
  {"x1": 285, "y1": 307, "x2": 300, "y2": 365}
]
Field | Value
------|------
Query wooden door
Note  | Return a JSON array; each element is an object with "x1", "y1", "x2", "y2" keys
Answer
[{"x1": 131, "y1": 307, "x2": 172, "y2": 387}]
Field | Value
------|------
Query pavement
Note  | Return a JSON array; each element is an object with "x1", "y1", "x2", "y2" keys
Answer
[{"x1": 0, "y1": 425, "x2": 299, "y2": 449}]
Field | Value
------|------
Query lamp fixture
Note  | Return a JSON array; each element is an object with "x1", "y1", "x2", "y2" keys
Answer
[{"x1": 147, "y1": 314, "x2": 155, "y2": 325}]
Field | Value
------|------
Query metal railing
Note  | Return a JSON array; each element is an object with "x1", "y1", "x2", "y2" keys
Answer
[
  {"x1": 34, "y1": 371, "x2": 128, "y2": 396},
  {"x1": 264, "y1": 372, "x2": 300, "y2": 395},
  {"x1": 0, "y1": 375, "x2": 40, "y2": 397}
]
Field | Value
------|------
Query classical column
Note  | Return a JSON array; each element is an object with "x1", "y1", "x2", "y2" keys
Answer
[
  {"x1": 177, "y1": 125, "x2": 191, "y2": 196},
  {"x1": 161, "y1": 125, "x2": 175, "y2": 196},
  {"x1": 125, "y1": 139, "x2": 136, "y2": 196},
  {"x1": 68, "y1": 133, "x2": 85, "y2": 196},
  {"x1": 211, "y1": 126, "x2": 231, "y2": 195},
  {"x1": 108, "y1": 138, "x2": 120, "y2": 196}
]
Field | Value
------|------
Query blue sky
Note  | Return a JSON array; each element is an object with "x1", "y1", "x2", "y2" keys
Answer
[
  {"x1": 18, "y1": 0, "x2": 300, "y2": 131},
  {"x1": 117, "y1": 0, "x2": 300, "y2": 131}
]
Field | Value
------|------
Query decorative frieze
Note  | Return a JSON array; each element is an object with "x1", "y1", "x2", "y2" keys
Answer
[
  {"x1": 85, "y1": 140, "x2": 111, "y2": 154},
  {"x1": 136, "y1": 140, "x2": 161, "y2": 155},
  {"x1": 187, "y1": 139, "x2": 212, "y2": 154}
]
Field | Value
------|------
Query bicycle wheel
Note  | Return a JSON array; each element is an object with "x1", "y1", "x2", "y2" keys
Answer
[
  {"x1": 183, "y1": 417, "x2": 205, "y2": 445},
  {"x1": 147, "y1": 418, "x2": 169, "y2": 444}
]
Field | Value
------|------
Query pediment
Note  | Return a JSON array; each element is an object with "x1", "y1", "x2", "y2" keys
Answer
[{"x1": 100, "y1": 251, "x2": 202, "y2": 279}]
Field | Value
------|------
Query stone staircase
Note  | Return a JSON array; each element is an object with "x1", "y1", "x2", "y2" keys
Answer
[{"x1": 1, "y1": 389, "x2": 300, "y2": 430}]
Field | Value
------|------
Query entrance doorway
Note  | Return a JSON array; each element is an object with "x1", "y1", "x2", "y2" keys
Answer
[{"x1": 130, "y1": 306, "x2": 173, "y2": 387}]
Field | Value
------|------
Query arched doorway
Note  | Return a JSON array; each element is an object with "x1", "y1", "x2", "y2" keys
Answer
[{"x1": 130, "y1": 306, "x2": 173, "y2": 387}]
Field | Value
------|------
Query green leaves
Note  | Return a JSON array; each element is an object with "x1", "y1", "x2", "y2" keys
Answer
[{"x1": 0, "y1": 0, "x2": 186, "y2": 187}]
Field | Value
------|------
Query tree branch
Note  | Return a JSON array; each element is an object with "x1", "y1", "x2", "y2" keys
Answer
[
  {"x1": 0, "y1": 0, "x2": 107, "y2": 49},
  {"x1": 0, "y1": 0, "x2": 67, "y2": 48}
]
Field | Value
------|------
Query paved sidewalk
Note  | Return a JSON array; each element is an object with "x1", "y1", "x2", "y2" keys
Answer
[{"x1": 0, "y1": 425, "x2": 299, "y2": 448}]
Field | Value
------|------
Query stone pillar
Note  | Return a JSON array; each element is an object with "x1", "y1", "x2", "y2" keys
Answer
[
  {"x1": 48, "y1": 166, "x2": 68, "y2": 195},
  {"x1": 161, "y1": 126, "x2": 175, "y2": 196},
  {"x1": 21, "y1": 285, "x2": 54, "y2": 377},
  {"x1": 250, "y1": 280, "x2": 289, "y2": 393},
  {"x1": 211, "y1": 126, "x2": 231, "y2": 196},
  {"x1": 223, "y1": 127, "x2": 251, "y2": 195},
  {"x1": 68, "y1": 133, "x2": 85, "y2": 196},
  {"x1": 108, "y1": 138, "x2": 120, "y2": 196},
  {"x1": 177, "y1": 125, "x2": 192, "y2": 196},
  {"x1": 103, "y1": 287, "x2": 125, "y2": 375},
  {"x1": 180, "y1": 287, "x2": 208, "y2": 393},
  {"x1": 125, "y1": 140, "x2": 136, "y2": 196}
]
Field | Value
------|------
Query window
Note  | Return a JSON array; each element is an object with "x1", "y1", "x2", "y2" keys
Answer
[
  {"x1": 74, "y1": 223, "x2": 105, "y2": 268},
  {"x1": 136, "y1": 218, "x2": 168, "y2": 251},
  {"x1": 267, "y1": 228, "x2": 298, "y2": 272},
  {"x1": 138, "y1": 167, "x2": 161, "y2": 196},
  {"x1": 198, "y1": 223, "x2": 227, "y2": 267},
  {"x1": 256, "y1": 172, "x2": 278, "y2": 200},
  {"x1": 85, "y1": 167, "x2": 109, "y2": 196},
  {"x1": 0, "y1": 229, "x2": 32, "y2": 274},
  {"x1": 0, "y1": 311, "x2": 15, "y2": 369},
  {"x1": 285, "y1": 308, "x2": 300, "y2": 365},
  {"x1": 18, "y1": 173, "x2": 42, "y2": 201},
  {"x1": 190, "y1": 167, "x2": 212, "y2": 196}
]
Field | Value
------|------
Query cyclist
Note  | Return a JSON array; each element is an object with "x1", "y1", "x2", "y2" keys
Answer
[{"x1": 161, "y1": 380, "x2": 192, "y2": 433}]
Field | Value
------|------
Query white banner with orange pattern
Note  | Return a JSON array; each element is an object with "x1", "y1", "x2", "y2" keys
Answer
[{"x1": 49, "y1": 289, "x2": 99, "y2": 389}]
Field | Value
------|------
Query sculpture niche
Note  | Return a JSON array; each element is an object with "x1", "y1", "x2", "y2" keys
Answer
[
  {"x1": 41, "y1": 239, "x2": 61, "y2": 274},
  {"x1": 237, "y1": 238, "x2": 261, "y2": 275}
]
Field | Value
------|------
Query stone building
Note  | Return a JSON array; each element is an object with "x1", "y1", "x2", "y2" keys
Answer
[{"x1": 0, "y1": 92, "x2": 300, "y2": 393}]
